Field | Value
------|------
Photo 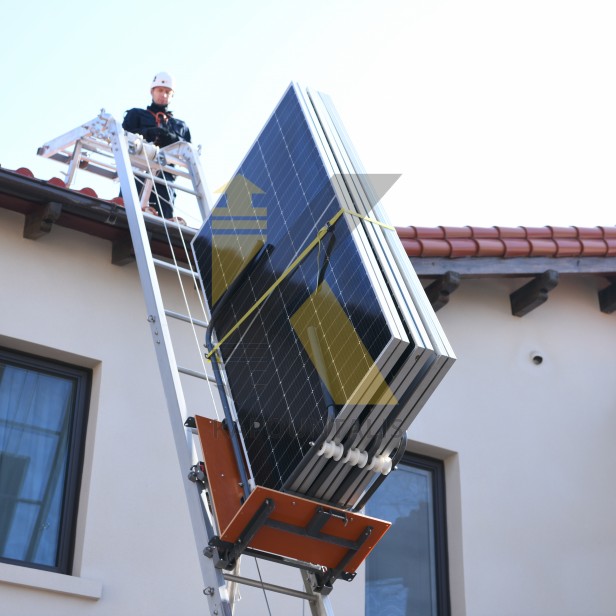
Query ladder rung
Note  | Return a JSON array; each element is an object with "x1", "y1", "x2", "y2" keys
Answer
[
  {"x1": 152, "y1": 258, "x2": 198, "y2": 278},
  {"x1": 178, "y1": 366, "x2": 217, "y2": 384},
  {"x1": 165, "y1": 309, "x2": 208, "y2": 328},
  {"x1": 223, "y1": 573, "x2": 316, "y2": 602}
]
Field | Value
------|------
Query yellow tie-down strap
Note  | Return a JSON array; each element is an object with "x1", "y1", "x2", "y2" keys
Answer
[{"x1": 205, "y1": 208, "x2": 394, "y2": 360}]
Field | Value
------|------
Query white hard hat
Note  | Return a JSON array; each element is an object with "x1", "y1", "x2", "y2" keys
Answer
[{"x1": 150, "y1": 71, "x2": 175, "y2": 91}]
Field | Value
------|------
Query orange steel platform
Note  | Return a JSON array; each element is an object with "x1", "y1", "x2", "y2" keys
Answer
[{"x1": 195, "y1": 416, "x2": 390, "y2": 584}]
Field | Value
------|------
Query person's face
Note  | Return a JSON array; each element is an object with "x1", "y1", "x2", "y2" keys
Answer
[{"x1": 151, "y1": 86, "x2": 174, "y2": 106}]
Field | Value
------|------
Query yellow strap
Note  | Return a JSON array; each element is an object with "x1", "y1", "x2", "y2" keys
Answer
[{"x1": 205, "y1": 208, "x2": 392, "y2": 359}]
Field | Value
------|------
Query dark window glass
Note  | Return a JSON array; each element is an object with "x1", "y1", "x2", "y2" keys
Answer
[
  {"x1": 366, "y1": 453, "x2": 450, "y2": 616},
  {"x1": 0, "y1": 348, "x2": 90, "y2": 573}
]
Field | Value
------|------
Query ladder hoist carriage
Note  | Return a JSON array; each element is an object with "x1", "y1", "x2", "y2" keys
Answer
[{"x1": 38, "y1": 83, "x2": 454, "y2": 616}]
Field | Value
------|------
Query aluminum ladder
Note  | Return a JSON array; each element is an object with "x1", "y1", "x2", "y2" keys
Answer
[{"x1": 38, "y1": 112, "x2": 336, "y2": 616}]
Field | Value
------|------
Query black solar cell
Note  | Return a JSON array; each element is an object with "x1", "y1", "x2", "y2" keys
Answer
[{"x1": 193, "y1": 83, "x2": 455, "y2": 509}]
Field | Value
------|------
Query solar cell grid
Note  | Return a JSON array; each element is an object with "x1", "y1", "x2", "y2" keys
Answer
[
  {"x1": 193, "y1": 85, "x2": 407, "y2": 494},
  {"x1": 192, "y1": 83, "x2": 455, "y2": 509}
]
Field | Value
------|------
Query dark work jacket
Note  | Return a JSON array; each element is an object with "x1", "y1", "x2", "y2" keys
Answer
[{"x1": 122, "y1": 103, "x2": 191, "y2": 147}]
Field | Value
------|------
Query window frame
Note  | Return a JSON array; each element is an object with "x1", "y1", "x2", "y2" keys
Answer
[
  {"x1": 0, "y1": 346, "x2": 91, "y2": 575},
  {"x1": 366, "y1": 451, "x2": 451, "y2": 616},
  {"x1": 404, "y1": 452, "x2": 451, "y2": 616}
]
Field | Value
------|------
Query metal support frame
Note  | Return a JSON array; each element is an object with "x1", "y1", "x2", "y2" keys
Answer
[
  {"x1": 37, "y1": 111, "x2": 210, "y2": 221},
  {"x1": 209, "y1": 495, "x2": 373, "y2": 594}
]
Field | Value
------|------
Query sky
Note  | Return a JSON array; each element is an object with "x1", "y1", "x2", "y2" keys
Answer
[{"x1": 3, "y1": 0, "x2": 616, "y2": 229}]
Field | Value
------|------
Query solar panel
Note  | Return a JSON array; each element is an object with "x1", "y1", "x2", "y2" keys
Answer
[{"x1": 192, "y1": 83, "x2": 455, "y2": 509}]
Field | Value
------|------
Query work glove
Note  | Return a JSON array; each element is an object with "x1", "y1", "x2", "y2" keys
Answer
[{"x1": 143, "y1": 127, "x2": 177, "y2": 146}]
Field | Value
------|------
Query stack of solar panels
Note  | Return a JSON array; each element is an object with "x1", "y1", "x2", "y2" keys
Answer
[{"x1": 192, "y1": 83, "x2": 455, "y2": 511}]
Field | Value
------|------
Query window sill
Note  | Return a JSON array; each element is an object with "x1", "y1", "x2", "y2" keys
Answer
[{"x1": 0, "y1": 562, "x2": 102, "y2": 600}]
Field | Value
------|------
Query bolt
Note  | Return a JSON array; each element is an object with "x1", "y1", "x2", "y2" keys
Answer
[{"x1": 203, "y1": 587, "x2": 214, "y2": 596}]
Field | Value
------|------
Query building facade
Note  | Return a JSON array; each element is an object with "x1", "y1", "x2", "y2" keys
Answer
[{"x1": 1, "y1": 167, "x2": 615, "y2": 615}]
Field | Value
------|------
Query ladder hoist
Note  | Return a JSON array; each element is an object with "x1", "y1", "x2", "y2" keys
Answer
[{"x1": 38, "y1": 111, "x2": 391, "y2": 616}]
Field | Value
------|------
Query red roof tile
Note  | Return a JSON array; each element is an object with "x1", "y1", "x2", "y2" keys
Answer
[
  {"x1": 15, "y1": 167, "x2": 35, "y2": 178},
  {"x1": 48, "y1": 177, "x2": 67, "y2": 188},
  {"x1": 396, "y1": 225, "x2": 616, "y2": 260},
  {"x1": 3, "y1": 166, "x2": 616, "y2": 263}
]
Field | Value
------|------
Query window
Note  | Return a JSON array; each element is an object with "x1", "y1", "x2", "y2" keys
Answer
[
  {"x1": 0, "y1": 347, "x2": 91, "y2": 574},
  {"x1": 366, "y1": 453, "x2": 450, "y2": 616}
]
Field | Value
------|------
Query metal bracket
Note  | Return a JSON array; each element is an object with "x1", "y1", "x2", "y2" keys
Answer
[
  {"x1": 510, "y1": 270, "x2": 559, "y2": 317},
  {"x1": 209, "y1": 498, "x2": 276, "y2": 570}
]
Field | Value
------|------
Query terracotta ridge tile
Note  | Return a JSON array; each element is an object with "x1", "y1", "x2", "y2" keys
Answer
[
  {"x1": 440, "y1": 226, "x2": 472, "y2": 238},
  {"x1": 447, "y1": 238, "x2": 477, "y2": 258},
  {"x1": 528, "y1": 239, "x2": 558, "y2": 257},
  {"x1": 494, "y1": 226, "x2": 526, "y2": 239},
  {"x1": 598, "y1": 226, "x2": 616, "y2": 239},
  {"x1": 523, "y1": 226, "x2": 552, "y2": 239},
  {"x1": 574, "y1": 226, "x2": 603, "y2": 240},
  {"x1": 419, "y1": 239, "x2": 451, "y2": 257},
  {"x1": 579, "y1": 239, "x2": 609, "y2": 256},
  {"x1": 547, "y1": 226, "x2": 578, "y2": 239},
  {"x1": 474, "y1": 238, "x2": 506, "y2": 257},
  {"x1": 415, "y1": 226, "x2": 446, "y2": 239},
  {"x1": 554, "y1": 239, "x2": 583, "y2": 257},
  {"x1": 466, "y1": 226, "x2": 500, "y2": 238},
  {"x1": 15, "y1": 167, "x2": 35, "y2": 178},
  {"x1": 395, "y1": 226, "x2": 419, "y2": 239},
  {"x1": 502, "y1": 238, "x2": 531, "y2": 258}
]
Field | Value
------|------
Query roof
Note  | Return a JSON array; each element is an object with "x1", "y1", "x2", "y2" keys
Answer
[
  {"x1": 1, "y1": 165, "x2": 615, "y2": 314},
  {"x1": 398, "y1": 224, "x2": 616, "y2": 259},
  {"x1": 0, "y1": 166, "x2": 196, "y2": 266}
]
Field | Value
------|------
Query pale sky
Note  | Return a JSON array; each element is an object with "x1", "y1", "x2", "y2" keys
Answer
[{"x1": 3, "y1": 0, "x2": 615, "y2": 228}]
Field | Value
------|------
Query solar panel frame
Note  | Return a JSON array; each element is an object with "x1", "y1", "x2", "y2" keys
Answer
[
  {"x1": 283, "y1": 87, "x2": 441, "y2": 499},
  {"x1": 303, "y1": 89, "x2": 456, "y2": 505},
  {"x1": 313, "y1": 90, "x2": 455, "y2": 360},
  {"x1": 192, "y1": 84, "x2": 430, "y2": 497}
]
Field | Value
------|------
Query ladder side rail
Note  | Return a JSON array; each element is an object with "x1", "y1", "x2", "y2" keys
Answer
[
  {"x1": 64, "y1": 141, "x2": 83, "y2": 187},
  {"x1": 301, "y1": 571, "x2": 336, "y2": 616},
  {"x1": 107, "y1": 117, "x2": 233, "y2": 616}
]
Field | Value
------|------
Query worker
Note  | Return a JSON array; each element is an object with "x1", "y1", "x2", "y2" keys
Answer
[{"x1": 122, "y1": 72, "x2": 191, "y2": 221}]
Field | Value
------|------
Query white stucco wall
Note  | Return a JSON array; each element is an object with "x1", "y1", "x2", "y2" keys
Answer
[
  {"x1": 2, "y1": 203, "x2": 616, "y2": 616},
  {"x1": 0, "y1": 207, "x2": 211, "y2": 615},
  {"x1": 410, "y1": 274, "x2": 616, "y2": 616}
]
